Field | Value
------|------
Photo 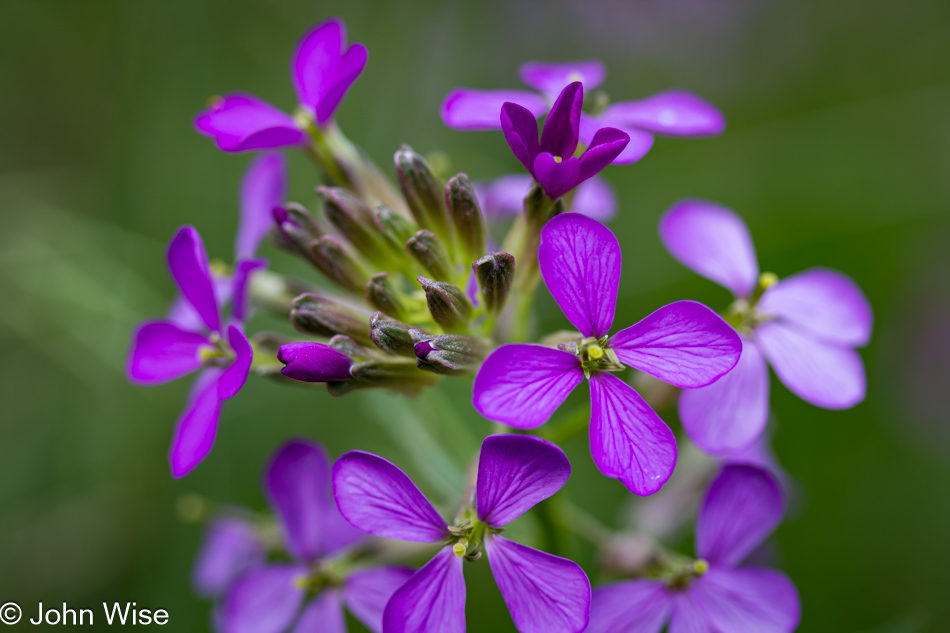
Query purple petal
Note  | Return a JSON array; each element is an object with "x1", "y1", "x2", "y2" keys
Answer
[
  {"x1": 476, "y1": 174, "x2": 534, "y2": 219},
  {"x1": 501, "y1": 102, "x2": 542, "y2": 173},
  {"x1": 167, "y1": 226, "x2": 222, "y2": 333},
  {"x1": 218, "y1": 326, "x2": 252, "y2": 399},
  {"x1": 571, "y1": 176, "x2": 617, "y2": 220},
  {"x1": 757, "y1": 267, "x2": 873, "y2": 346},
  {"x1": 476, "y1": 435, "x2": 571, "y2": 527},
  {"x1": 485, "y1": 536, "x2": 590, "y2": 633},
  {"x1": 608, "y1": 301, "x2": 741, "y2": 388},
  {"x1": 602, "y1": 91, "x2": 725, "y2": 137},
  {"x1": 220, "y1": 564, "x2": 307, "y2": 633},
  {"x1": 236, "y1": 153, "x2": 287, "y2": 260},
  {"x1": 344, "y1": 566, "x2": 415, "y2": 633},
  {"x1": 659, "y1": 200, "x2": 759, "y2": 298},
  {"x1": 192, "y1": 517, "x2": 265, "y2": 598},
  {"x1": 292, "y1": 19, "x2": 342, "y2": 107},
  {"x1": 266, "y1": 439, "x2": 332, "y2": 561},
  {"x1": 168, "y1": 274, "x2": 233, "y2": 332},
  {"x1": 382, "y1": 548, "x2": 466, "y2": 633},
  {"x1": 588, "y1": 373, "x2": 677, "y2": 496},
  {"x1": 315, "y1": 43, "x2": 368, "y2": 125},
  {"x1": 472, "y1": 344, "x2": 582, "y2": 429},
  {"x1": 321, "y1": 499, "x2": 368, "y2": 555},
  {"x1": 577, "y1": 127, "x2": 630, "y2": 183},
  {"x1": 697, "y1": 464, "x2": 784, "y2": 566},
  {"x1": 519, "y1": 60, "x2": 606, "y2": 97},
  {"x1": 169, "y1": 369, "x2": 223, "y2": 478},
  {"x1": 442, "y1": 89, "x2": 547, "y2": 131},
  {"x1": 195, "y1": 94, "x2": 305, "y2": 153},
  {"x1": 533, "y1": 153, "x2": 580, "y2": 199},
  {"x1": 679, "y1": 337, "x2": 770, "y2": 454},
  {"x1": 579, "y1": 115, "x2": 654, "y2": 165},
  {"x1": 332, "y1": 450, "x2": 448, "y2": 542},
  {"x1": 586, "y1": 580, "x2": 671, "y2": 633},
  {"x1": 231, "y1": 258, "x2": 268, "y2": 323},
  {"x1": 538, "y1": 213, "x2": 621, "y2": 338},
  {"x1": 291, "y1": 591, "x2": 345, "y2": 633},
  {"x1": 277, "y1": 342, "x2": 352, "y2": 382},
  {"x1": 127, "y1": 320, "x2": 209, "y2": 385},
  {"x1": 756, "y1": 321, "x2": 866, "y2": 409},
  {"x1": 540, "y1": 81, "x2": 583, "y2": 158}
]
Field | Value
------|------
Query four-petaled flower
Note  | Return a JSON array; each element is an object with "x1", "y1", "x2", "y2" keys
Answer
[
  {"x1": 660, "y1": 200, "x2": 873, "y2": 453},
  {"x1": 332, "y1": 434, "x2": 591, "y2": 633},
  {"x1": 586, "y1": 464, "x2": 801, "y2": 633},
  {"x1": 193, "y1": 515, "x2": 266, "y2": 600},
  {"x1": 473, "y1": 213, "x2": 742, "y2": 496}
]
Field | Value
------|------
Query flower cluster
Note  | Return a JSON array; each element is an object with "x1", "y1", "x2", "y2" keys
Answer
[{"x1": 128, "y1": 16, "x2": 872, "y2": 633}]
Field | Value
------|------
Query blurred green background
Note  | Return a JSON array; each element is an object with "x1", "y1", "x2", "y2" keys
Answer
[{"x1": 2, "y1": 0, "x2": 949, "y2": 631}]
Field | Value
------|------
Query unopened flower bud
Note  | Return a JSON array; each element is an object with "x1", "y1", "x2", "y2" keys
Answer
[
  {"x1": 410, "y1": 330, "x2": 487, "y2": 375},
  {"x1": 405, "y1": 230, "x2": 454, "y2": 282},
  {"x1": 318, "y1": 186, "x2": 396, "y2": 267},
  {"x1": 374, "y1": 204, "x2": 417, "y2": 247},
  {"x1": 369, "y1": 312, "x2": 416, "y2": 357},
  {"x1": 328, "y1": 334, "x2": 375, "y2": 361},
  {"x1": 446, "y1": 174, "x2": 486, "y2": 265},
  {"x1": 290, "y1": 294, "x2": 373, "y2": 346},
  {"x1": 309, "y1": 236, "x2": 369, "y2": 293},
  {"x1": 418, "y1": 276, "x2": 473, "y2": 333},
  {"x1": 395, "y1": 145, "x2": 452, "y2": 243},
  {"x1": 365, "y1": 273, "x2": 409, "y2": 321},
  {"x1": 472, "y1": 252, "x2": 515, "y2": 314},
  {"x1": 277, "y1": 341, "x2": 353, "y2": 383},
  {"x1": 348, "y1": 358, "x2": 440, "y2": 393},
  {"x1": 272, "y1": 204, "x2": 322, "y2": 255}
]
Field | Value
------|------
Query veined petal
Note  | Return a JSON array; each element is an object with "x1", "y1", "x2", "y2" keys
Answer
[
  {"x1": 588, "y1": 373, "x2": 677, "y2": 496},
  {"x1": 571, "y1": 175, "x2": 617, "y2": 221},
  {"x1": 501, "y1": 102, "x2": 542, "y2": 173},
  {"x1": 520, "y1": 60, "x2": 606, "y2": 97},
  {"x1": 659, "y1": 200, "x2": 759, "y2": 298},
  {"x1": 266, "y1": 439, "x2": 332, "y2": 561},
  {"x1": 218, "y1": 326, "x2": 252, "y2": 400},
  {"x1": 472, "y1": 344, "x2": 583, "y2": 429},
  {"x1": 127, "y1": 320, "x2": 209, "y2": 385},
  {"x1": 382, "y1": 548, "x2": 466, "y2": 633},
  {"x1": 195, "y1": 93, "x2": 305, "y2": 153},
  {"x1": 608, "y1": 301, "x2": 740, "y2": 388},
  {"x1": 278, "y1": 342, "x2": 352, "y2": 383},
  {"x1": 533, "y1": 153, "x2": 580, "y2": 200},
  {"x1": 220, "y1": 564, "x2": 307, "y2": 633},
  {"x1": 602, "y1": 91, "x2": 725, "y2": 137},
  {"x1": 168, "y1": 226, "x2": 222, "y2": 333},
  {"x1": 476, "y1": 173, "x2": 534, "y2": 219},
  {"x1": 236, "y1": 153, "x2": 287, "y2": 261},
  {"x1": 756, "y1": 322, "x2": 866, "y2": 409},
  {"x1": 679, "y1": 338, "x2": 770, "y2": 454},
  {"x1": 476, "y1": 435, "x2": 571, "y2": 527},
  {"x1": 586, "y1": 580, "x2": 671, "y2": 633},
  {"x1": 486, "y1": 536, "x2": 590, "y2": 633},
  {"x1": 697, "y1": 464, "x2": 784, "y2": 566},
  {"x1": 169, "y1": 370, "x2": 223, "y2": 478},
  {"x1": 442, "y1": 89, "x2": 546, "y2": 131},
  {"x1": 538, "y1": 213, "x2": 621, "y2": 338},
  {"x1": 315, "y1": 42, "x2": 368, "y2": 125},
  {"x1": 540, "y1": 81, "x2": 583, "y2": 158},
  {"x1": 192, "y1": 517, "x2": 265, "y2": 598},
  {"x1": 344, "y1": 566, "x2": 415, "y2": 633},
  {"x1": 332, "y1": 451, "x2": 448, "y2": 542},
  {"x1": 577, "y1": 127, "x2": 629, "y2": 183},
  {"x1": 757, "y1": 268, "x2": 873, "y2": 346},
  {"x1": 291, "y1": 591, "x2": 345, "y2": 633},
  {"x1": 231, "y1": 258, "x2": 267, "y2": 324}
]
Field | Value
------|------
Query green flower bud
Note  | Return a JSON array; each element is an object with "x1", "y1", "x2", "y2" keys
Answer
[
  {"x1": 446, "y1": 173, "x2": 486, "y2": 265},
  {"x1": 369, "y1": 312, "x2": 416, "y2": 357},
  {"x1": 405, "y1": 230, "x2": 454, "y2": 282},
  {"x1": 318, "y1": 186, "x2": 395, "y2": 267},
  {"x1": 290, "y1": 294, "x2": 373, "y2": 347},
  {"x1": 365, "y1": 273, "x2": 409, "y2": 322},
  {"x1": 395, "y1": 145, "x2": 452, "y2": 244},
  {"x1": 308, "y1": 236, "x2": 369, "y2": 294},
  {"x1": 472, "y1": 252, "x2": 515, "y2": 314},
  {"x1": 418, "y1": 276, "x2": 473, "y2": 333},
  {"x1": 410, "y1": 330, "x2": 488, "y2": 375}
]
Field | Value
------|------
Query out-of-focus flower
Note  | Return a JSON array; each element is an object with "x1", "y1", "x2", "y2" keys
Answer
[
  {"x1": 193, "y1": 516, "x2": 266, "y2": 599},
  {"x1": 660, "y1": 200, "x2": 873, "y2": 453},
  {"x1": 473, "y1": 214, "x2": 741, "y2": 495},
  {"x1": 332, "y1": 434, "x2": 590, "y2": 633},
  {"x1": 474, "y1": 173, "x2": 617, "y2": 221}
]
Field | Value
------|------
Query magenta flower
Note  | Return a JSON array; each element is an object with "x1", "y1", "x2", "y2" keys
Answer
[
  {"x1": 660, "y1": 200, "x2": 873, "y2": 453},
  {"x1": 222, "y1": 439, "x2": 412, "y2": 633},
  {"x1": 193, "y1": 516, "x2": 266, "y2": 599},
  {"x1": 475, "y1": 173, "x2": 617, "y2": 221},
  {"x1": 195, "y1": 19, "x2": 367, "y2": 152},
  {"x1": 501, "y1": 82, "x2": 629, "y2": 200},
  {"x1": 332, "y1": 434, "x2": 591, "y2": 633},
  {"x1": 442, "y1": 60, "x2": 724, "y2": 164},
  {"x1": 586, "y1": 464, "x2": 801, "y2": 633},
  {"x1": 276, "y1": 342, "x2": 353, "y2": 383},
  {"x1": 473, "y1": 213, "x2": 741, "y2": 496}
]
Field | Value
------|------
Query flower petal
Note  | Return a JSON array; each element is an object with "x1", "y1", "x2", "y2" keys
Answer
[
  {"x1": 476, "y1": 434, "x2": 571, "y2": 527},
  {"x1": 220, "y1": 564, "x2": 307, "y2": 633},
  {"x1": 192, "y1": 517, "x2": 265, "y2": 598},
  {"x1": 538, "y1": 213, "x2": 621, "y2": 338},
  {"x1": 315, "y1": 42, "x2": 368, "y2": 125},
  {"x1": 756, "y1": 321, "x2": 866, "y2": 409},
  {"x1": 697, "y1": 464, "x2": 784, "y2": 566},
  {"x1": 602, "y1": 91, "x2": 725, "y2": 137},
  {"x1": 291, "y1": 591, "x2": 345, "y2": 633},
  {"x1": 278, "y1": 342, "x2": 353, "y2": 383},
  {"x1": 579, "y1": 115, "x2": 653, "y2": 165},
  {"x1": 588, "y1": 373, "x2": 677, "y2": 496},
  {"x1": 127, "y1": 320, "x2": 209, "y2": 385},
  {"x1": 195, "y1": 94, "x2": 305, "y2": 153},
  {"x1": 540, "y1": 81, "x2": 583, "y2": 158},
  {"x1": 382, "y1": 548, "x2": 466, "y2": 633},
  {"x1": 757, "y1": 267, "x2": 873, "y2": 346},
  {"x1": 442, "y1": 89, "x2": 547, "y2": 131},
  {"x1": 167, "y1": 274, "x2": 233, "y2": 332},
  {"x1": 169, "y1": 369, "x2": 223, "y2": 478},
  {"x1": 608, "y1": 300, "x2": 740, "y2": 388},
  {"x1": 231, "y1": 258, "x2": 267, "y2": 323},
  {"x1": 679, "y1": 337, "x2": 770, "y2": 454},
  {"x1": 167, "y1": 226, "x2": 222, "y2": 333},
  {"x1": 218, "y1": 325, "x2": 252, "y2": 400},
  {"x1": 292, "y1": 18, "x2": 344, "y2": 108},
  {"x1": 659, "y1": 200, "x2": 759, "y2": 298},
  {"x1": 501, "y1": 102, "x2": 542, "y2": 173},
  {"x1": 472, "y1": 344, "x2": 582, "y2": 429},
  {"x1": 519, "y1": 60, "x2": 606, "y2": 97},
  {"x1": 586, "y1": 580, "x2": 671, "y2": 633},
  {"x1": 236, "y1": 153, "x2": 287, "y2": 261},
  {"x1": 533, "y1": 153, "x2": 580, "y2": 199},
  {"x1": 577, "y1": 127, "x2": 629, "y2": 183},
  {"x1": 476, "y1": 173, "x2": 534, "y2": 219},
  {"x1": 332, "y1": 450, "x2": 448, "y2": 542},
  {"x1": 571, "y1": 176, "x2": 617, "y2": 220},
  {"x1": 344, "y1": 566, "x2": 415, "y2": 633},
  {"x1": 485, "y1": 536, "x2": 590, "y2": 633}
]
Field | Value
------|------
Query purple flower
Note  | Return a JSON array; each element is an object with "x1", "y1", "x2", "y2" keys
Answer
[
  {"x1": 195, "y1": 19, "x2": 367, "y2": 152},
  {"x1": 193, "y1": 516, "x2": 266, "y2": 599},
  {"x1": 277, "y1": 342, "x2": 353, "y2": 383},
  {"x1": 586, "y1": 464, "x2": 801, "y2": 633},
  {"x1": 332, "y1": 434, "x2": 591, "y2": 633},
  {"x1": 222, "y1": 439, "x2": 412, "y2": 633},
  {"x1": 475, "y1": 173, "x2": 617, "y2": 221},
  {"x1": 501, "y1": 82, "x2": 629, "y2": 200},
  {"x1": 442, "y1": 60, "x2": 724, "y2": 164},
  {"x1": 127, "y1": 226, "x2": 253, "y2": 477},
  {"x1": 473, "y1": 213, "x2": 741, "y2": 496},
  {"x1": 660, "y1": 200, "x2": 873, "y2": 453}
]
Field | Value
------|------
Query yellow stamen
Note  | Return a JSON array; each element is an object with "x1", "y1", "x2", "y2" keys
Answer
[
  {"x1": 694, "y1": 559, "x2": 709, "y2": 576},
  {"x1": 453, "y1": 538, "x2": 469, "y2": 558},
  {"x1": 294, "y1": 574, "x2": 310, "y2": 589},
  {"x1": 759, "y1": 272, "x2": 779, "y2": 289},
  {"x1": 587, "y1": 346, "x2": 604, "y2": 360},
  {"x1": 554, "y1": 156, "x2": 563, "y2": 163}
]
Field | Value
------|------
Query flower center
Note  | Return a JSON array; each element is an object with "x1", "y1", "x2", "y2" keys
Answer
[
  {"x1": 575, "y1": 336, "x2": 625, "y2": 378},
  {"x1": 198, "y1": 332, "x2": 235, "y2": 368},
  {"x1": 447, "y1": 517, "x2": 501, "y2": 562},
  {"x1": 724, "y1": 271, "x2": 779, "y2": 334},
  {"x1": 554, "y1": 155, "x2": 563, "y2": 163}
]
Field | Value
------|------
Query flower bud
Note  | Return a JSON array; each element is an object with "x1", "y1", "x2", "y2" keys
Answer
[
  {"x1": 272, "y1": 204, "x2": 322, "y2": 255},
  {"x1": 405, "y1": 230, "x2": 454, "y2": 282},
  {"x1": 410, "y1": 330, "x2": 488, "y2": 375},
  {"x1": 365, "y1": 273, "x2": 409, "y2": 321},
  {"x1": 374, "y1": 204, "x2": 417, "y2": 247},
  {"x1": 308, "y1": 236, "x2": 369, "y2": 294},
  {"x1": 446, "y1": 174, "x2": 486, "y2": 265},
  {"x1": 369, "y1": 312, "x2": 416, "y2": 357},
  {"x1": 290, "y1": 294, "x2": 373, "y2": 347},
  {"x1": 472, "y1": 252, "x2": 515, "y2": 314},
  {"x1": 348, "y1": 358, "x2": 440, "y2": 394},
  {"x1": 395, "y1": 145, "x2": 451, "y2": 243},
  {"x1": 277, "y1": 341, "x2": 353, "y2": 383},
  {"x1": 418, "y1": 276, "x2": 473, "y2": 333},
  {"x1": 328, "y1": 334, "x2": 375, "y2": 361},
  {"x1": 317, "y1": 186, "x2": 395, "y2": 267}
]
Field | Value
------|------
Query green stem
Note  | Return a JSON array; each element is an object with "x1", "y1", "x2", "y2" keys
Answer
[
  {"x1": 532, "y1": 496, "x2": 574, "y2": 558},
  {"x1": 542, "y1": 405, "x2": 591, "y2": 446}
]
